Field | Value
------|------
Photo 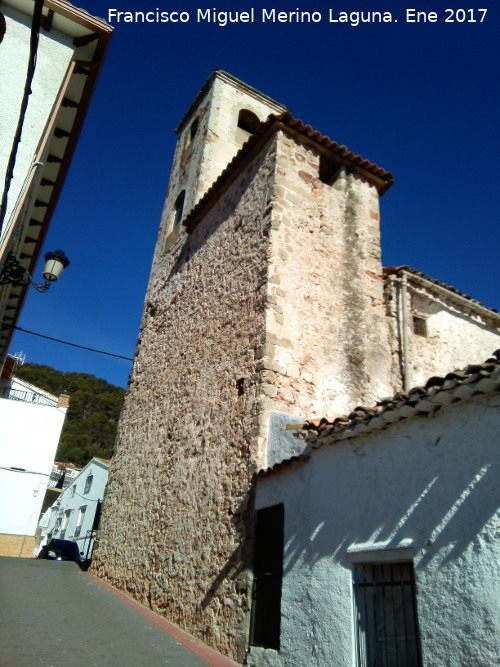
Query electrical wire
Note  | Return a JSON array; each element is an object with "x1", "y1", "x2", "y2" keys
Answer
[
  {"x1": 68, "y1": 489, "x2": 100, "y2": 503},
  {"x1": 13, "y1": 325, "x2": 133, "y2": 361}
]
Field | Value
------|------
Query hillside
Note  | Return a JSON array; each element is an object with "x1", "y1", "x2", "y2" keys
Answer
[{"x1": 14, "y1": 363, "x2": 125, "y2": 467}]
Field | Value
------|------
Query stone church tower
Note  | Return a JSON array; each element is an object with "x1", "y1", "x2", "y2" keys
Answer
[{"x1": 93, "y1": 71, "x2": 394, "y2": 662}]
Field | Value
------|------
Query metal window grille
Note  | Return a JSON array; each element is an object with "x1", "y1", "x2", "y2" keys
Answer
[
  {"x1": 353, "y1": 562, "x2": 422, "y2": 667},
  {"x1": 74, "y1": 506, "x2": 86, "y2": 538},
  {"x1": 412, "y1": 316, "x2": 427, "y2": 337}
]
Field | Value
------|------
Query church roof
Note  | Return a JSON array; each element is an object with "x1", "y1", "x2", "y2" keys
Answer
[
  {"x1": 384, "y1": 266, "x2": 500, "y2": 317},
  {"x1": 183, "y1": 111, "x2": 393, "y2": 232},
  {"x1": 280, "y1": 113, "x2": 392, "y2": 188}
]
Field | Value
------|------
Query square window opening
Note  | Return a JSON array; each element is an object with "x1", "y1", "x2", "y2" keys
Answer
[
  {"x1": 412, "y1": 316, "x2": 427, "y2": 337},
  {"x1": 319, "y1": 154, "x2": 342, "y2": 185}
]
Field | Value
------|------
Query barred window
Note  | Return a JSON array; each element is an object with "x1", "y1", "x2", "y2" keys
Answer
[
  {"x1": 353, "y1": 562, "x2": 422, "y2": 667},
  {"x1": 412, "y1": 316, "x2": 427, "y2": 337}
]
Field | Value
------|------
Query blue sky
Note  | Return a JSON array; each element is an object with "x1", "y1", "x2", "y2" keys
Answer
[{"x1": 10, "y1": 1, "x2": 500, "y2": 387}]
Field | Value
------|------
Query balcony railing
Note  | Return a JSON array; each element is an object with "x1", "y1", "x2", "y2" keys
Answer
[{"x1": 2, "y1": 387, "x2": 58, "y2": 407}]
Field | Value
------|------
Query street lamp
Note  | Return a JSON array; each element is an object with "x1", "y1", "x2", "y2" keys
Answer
[{"x1": 0, "y1": 249, "x2": 70, "y2": 293}]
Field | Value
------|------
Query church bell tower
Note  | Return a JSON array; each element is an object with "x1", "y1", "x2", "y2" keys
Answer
[{"x1": 150, "y1": 70, "x2": 287, "y2": 273}]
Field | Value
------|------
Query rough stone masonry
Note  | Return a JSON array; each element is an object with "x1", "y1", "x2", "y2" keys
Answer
[
  {"x1": 92, "y1": 73, "x2": 500, "y2": 662},
  {"x1": 92, "y1": 78, "x2": 396, "y2": 660}
]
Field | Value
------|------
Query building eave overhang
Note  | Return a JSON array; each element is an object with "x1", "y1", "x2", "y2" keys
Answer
[
  {"x1": 384, "y1": 265, "x2": 500, "y2": 324},
  {"x1": 0, "y1": 0, "x2": 112, "y2": 361}
]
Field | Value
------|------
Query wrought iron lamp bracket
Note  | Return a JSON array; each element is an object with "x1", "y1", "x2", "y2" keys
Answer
[{"x1": 0, "y1": 252, "x2": 50, "y2": 292}]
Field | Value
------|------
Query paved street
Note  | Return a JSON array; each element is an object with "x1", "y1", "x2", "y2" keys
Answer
[{"x1": 0, "y1": 557, "x2": 239, "y2": 667}]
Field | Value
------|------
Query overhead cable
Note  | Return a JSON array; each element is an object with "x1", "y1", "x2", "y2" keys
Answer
[{"x1": 14, "y1": 325, "x2": 134, "y2": 361}]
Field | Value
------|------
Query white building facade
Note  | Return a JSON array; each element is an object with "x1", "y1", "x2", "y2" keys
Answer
[
  {"x1": 0, "y1": 371, "x2": 69, "y2": 556},
  {"x1": 251, "y1": 353, "x2": 500, "y2": 667},
  {"x1": 37, "y1": 457, "x2": 109, "y2": 562}
]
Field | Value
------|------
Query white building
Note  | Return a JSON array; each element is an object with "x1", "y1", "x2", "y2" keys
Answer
[
  {"x1": 250, "y1": 351, "x2": 500, "y2": 667},
  {"x1": 0, "y1": 359, "x2": 69, "y2": 556},
  {"x1": 0, "y1": 0, "x2": 112, "y2": 363},
  {"x1": 37, "y1": 457, "x2": 109, "y2": 562}
]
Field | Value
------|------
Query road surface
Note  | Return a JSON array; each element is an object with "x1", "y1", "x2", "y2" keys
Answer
[{"x1": 0, "y1": 557, "x2": 239, "y2": 667}]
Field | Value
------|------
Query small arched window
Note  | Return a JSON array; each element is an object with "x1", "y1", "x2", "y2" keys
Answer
[
  {"x1": 172, "y1": 191, "x2": 185, "y2": 229},
  {"x1": 237, "y1": 109, "x2": 260, "y2": 134}
]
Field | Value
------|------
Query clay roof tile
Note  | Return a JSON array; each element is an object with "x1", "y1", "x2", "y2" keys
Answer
[{"x1": 282, "y1": 352, "x2": 500, "y2": 464}]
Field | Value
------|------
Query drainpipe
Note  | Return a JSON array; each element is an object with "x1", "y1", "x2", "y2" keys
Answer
[{"x1": 401, "y1": 273, "x2": 410, "y2": 391}]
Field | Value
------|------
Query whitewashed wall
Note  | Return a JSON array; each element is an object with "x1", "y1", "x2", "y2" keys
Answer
[
  {"x1": 384, "y1": 275, "x2": 500, "y2": 391},
  {"x1": 41, "y1": 458, "x2": 108, "y2": 559},
  {"x1": 252, "y1": 392, "x2": 500, "y2": 667},
  {"x1": 0, "y1": 384, "x2": 67, "y2": 542}
]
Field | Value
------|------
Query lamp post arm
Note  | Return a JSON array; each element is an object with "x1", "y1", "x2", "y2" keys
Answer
[{"x1": 0, "y1": 250, "x2": 67, "y2": 292}]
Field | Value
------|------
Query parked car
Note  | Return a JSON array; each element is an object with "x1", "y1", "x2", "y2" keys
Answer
[{"x1": 38, "y1": 539, "x2": 83, "y2": 565}]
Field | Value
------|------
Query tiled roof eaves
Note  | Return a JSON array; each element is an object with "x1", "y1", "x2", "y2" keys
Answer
[
  {"x1": 301, "y1": 350, "x2": 500, "y2": 449},
  {"x1": 183, "y1": 112, "x2": 393, "y2": 233},
  {"x1": 384, "y1": 266, "x2": 500, "y2": 318},
  {"x1": 282, "y1": 114, "x2": 393, "y2": 192},
  {"x1": 183, "y1": 119, "x2": 277, "y2": 233},
  {"x1": 256, "y1": 453, "x2": 311, "y2": 479}
]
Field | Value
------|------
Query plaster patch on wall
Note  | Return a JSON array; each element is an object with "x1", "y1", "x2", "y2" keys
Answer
[{"x1": 266, "y1": 411, "x2": 307, "y2": 468}]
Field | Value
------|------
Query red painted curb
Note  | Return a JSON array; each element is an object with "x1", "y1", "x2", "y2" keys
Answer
[{"x1": 86, "y1": 572, "x2": 241, "y2": 667}]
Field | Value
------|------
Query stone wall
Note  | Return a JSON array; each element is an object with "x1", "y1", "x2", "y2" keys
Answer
[
  {"x1": 94, "y1": 124, "x2": 399, "y2": 660},
  {"x1": 151, "y1": 72, "x2": 285, "y2": 277},
  {"x1": 93, "y1": 136, "x2": 279, "y2": 662},
  {"x1": 258, "y1": 131, "x2": 392, "y2": 456},
  {"x1": 204, "y1": 75, "x2": 284, "y2": 191},
  {"x1": 94, "y1": 113, "x2": 500, "y2": 664}
]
